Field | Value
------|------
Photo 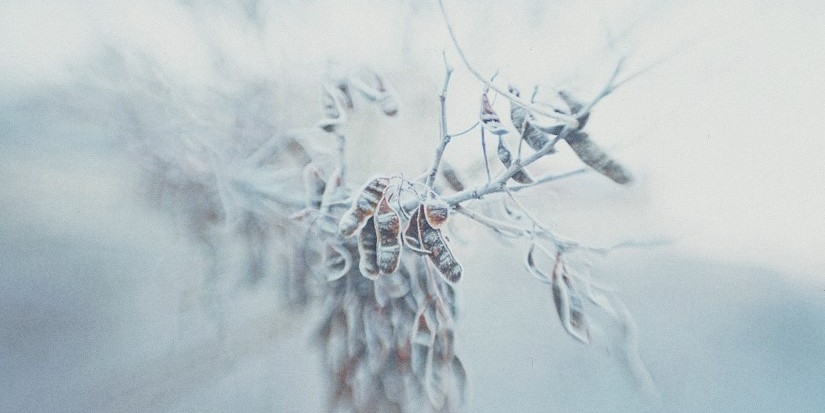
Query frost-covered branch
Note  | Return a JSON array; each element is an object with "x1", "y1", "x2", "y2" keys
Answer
[
  {"x1": 424, "y1": 55, "x2": 455, "y2": 189},
  {"x1": 437, "y1": 0, "x2": 579, "y2": 127}
]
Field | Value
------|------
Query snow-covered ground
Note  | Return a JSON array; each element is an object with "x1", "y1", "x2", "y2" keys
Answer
[{"x1": 2, "y1": 1, "x2": 824, "y2": 412}]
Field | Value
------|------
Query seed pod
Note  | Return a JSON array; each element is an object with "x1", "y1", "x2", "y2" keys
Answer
[
  {"x1": 423, "y1": 196, "x2": 449, "y2": 229},
  {"x1": 374, "y1": 197, "x2": 402, "y2": 275},
  {"x1": 509, "y1": 86, "x2": 551, "y2": 151},
  {"x1": 339, "y1": 177, "x2": 390, "y2": 237},
  {"x1": 403, "y1": 205, "x2": 428, "y2": 253},
  {"x1": 358, "y1": 217, "x2": 379, "y2": 279},
  {"x1": 552, "y1": 269, "x2": 590, "y2": 344},
  {"x1": 420, "y1": 215, "x2": 462, "y2": 283},
  {"x1": 302, "y1": 163, "x2": 326, "y2": 209},
  {"x1": 480, "y1": 92, "x2": 509, "y2": 136},
  {"x1": 440, "y1": 161, "x2": 465, "y2": 192},
  {"x1": 565, "y1": 131, "x2": 632, "y2": 184},
  {"x1": 496, "y1": 137, "x2": 534, "y2": 184}
]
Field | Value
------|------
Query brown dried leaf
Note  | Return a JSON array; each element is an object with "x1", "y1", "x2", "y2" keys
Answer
[{"x1": 480, "y1": 92, "x2": 508, "y2": 136}]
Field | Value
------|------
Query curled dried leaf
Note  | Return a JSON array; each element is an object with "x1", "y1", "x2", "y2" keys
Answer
[
  {"x1": 339, "y1": 177, "x2": 390, "y2": 237},
  {"x1": 451, "y1": 356, "x2": 467, "y2": 405},
  {"x1": 424, "y1": 196, "x2": 450, "y2": 229},
  {"x1": 335, "y1": 79, "x2": 354, "y2": 109},
  {"x1": 379, "y1": 96, "x2": 399, "y2": 117},
  {"x1": 375, "y1": 197, "x2": 402, "y2": 275},
  {"x1": 497, "y1": 136, "x2": 534, "y2": 184},
  {"x1": 322, "y1": 86, "x2": 341, "y2": 120},
  {"x1": 302, "y1": 163, "x2": 326, "y2": 209},
  {"x1": 403, "y1": 205, "x2": 429, "y2": 253},
  {"x1": 353, "y1": 69, "x2": 398, "y2": 116},
  {"x1": 322, "y1": 241, "x2": 352, "y2": 281},
  {"x1": 552, "y1": 266, "x2": 591, "y2": 343},
  {"x1": 480, "y1": 92, "x2": 509, "y2": 136},
  {"x1": 358, "y1": 217, "x2": 379, "y2": 279},
  {"x1": 565, "y1": 131, "x2": 632, "y2": 184},
  {"x1": 509, "y1": 86, "x2": 552, "y2": 151},
  {"x1": 525, "y1": 243, "x2": 551, "y2": 284}
]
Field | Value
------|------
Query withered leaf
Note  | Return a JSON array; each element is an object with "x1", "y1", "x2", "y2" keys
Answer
[
  {"x1": 552, "y1": 269, "x2": 591, "y2": 344},
  {"x1": 322, "y1": 241, "x2": 352, "y2": 281},
  {"x1": 480, "y1": 92, "x2": 509, "y2": 136}
]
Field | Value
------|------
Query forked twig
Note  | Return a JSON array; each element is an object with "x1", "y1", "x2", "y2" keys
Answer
[{"x1": 437, "y1": 0, "x2": 579, "y2": 127}]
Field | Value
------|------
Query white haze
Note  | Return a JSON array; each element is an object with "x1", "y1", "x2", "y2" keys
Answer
[{"x1": 1, "y1": 0, "x2": 824, "y2": 412}]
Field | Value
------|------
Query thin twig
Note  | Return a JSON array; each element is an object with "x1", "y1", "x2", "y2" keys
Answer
[
  {"x1": 507, "y1": 168, "x2": 589, "y2": 192},
  {"x1": 480, "y1": 128, "x2": 491, "y2": 184},
  {"x1": 437, "y1": 0, "x2": 579, "y2": 127},
  {"x1": 450, "y1": 121, "x2": 479, "y2": 138},
  {"x1": 424, "y1": 54, "x2": 455, "y2": 188}
]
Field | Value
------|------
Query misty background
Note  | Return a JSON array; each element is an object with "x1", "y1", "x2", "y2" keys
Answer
[{"x1": 1, "y1": 0, "x2": 824, "y2": 412}]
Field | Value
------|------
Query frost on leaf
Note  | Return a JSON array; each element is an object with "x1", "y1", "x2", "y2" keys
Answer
[
  {"x1": 564, "y1": 131, "x2": 632, "y2": 184},
  {"x1": 358, "y1": 217, "x2": 380, "y2": 279},
  {"x1": 339, "y1": 177, "x2": 389, "y2": 237},
  {"x1": 374, "y1": 197, "x2": 402, "y2": 275},
  {"x1": 497, "y1": 136, "x2": 534, "y2": 184}
]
